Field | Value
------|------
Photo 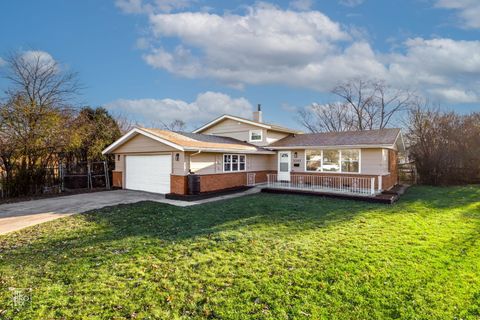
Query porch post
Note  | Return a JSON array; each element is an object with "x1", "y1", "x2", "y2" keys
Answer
[
  {"x1": 370, "y1": 177, "x2": 375, "y2": 195},
  {"x1": 378, "y1": 175, "x2": 382, "y2": 192}
]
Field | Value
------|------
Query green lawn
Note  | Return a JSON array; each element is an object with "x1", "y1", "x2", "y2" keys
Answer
[{"x1": 0, "y1": 186, "x2": 479, "y2": 319}]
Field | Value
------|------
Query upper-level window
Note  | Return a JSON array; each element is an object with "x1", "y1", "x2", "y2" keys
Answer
[
  {"x1": 224, "y1": 154, "x2": 246, "y2": 172},
  {"x1": 249, "y1": 130, "x2": 263, "y2": 142},
  {"x1": 305, "y1": 149, "x2": 360, "y2": 173}
]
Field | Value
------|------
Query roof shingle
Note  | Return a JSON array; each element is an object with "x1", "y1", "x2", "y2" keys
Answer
[
  {"x1": 140, "y1": 128, "x2": 272, "y2": 152},
  {"x1": 269, "y1": 128, "x2": 401, "y2": 148}
]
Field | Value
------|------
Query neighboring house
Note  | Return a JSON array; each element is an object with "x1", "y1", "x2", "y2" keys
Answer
[{"x1": 102, "y1": 106, "x2": 404, "y2": 197}]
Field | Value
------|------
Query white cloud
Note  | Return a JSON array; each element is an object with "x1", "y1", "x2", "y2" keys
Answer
[
  {"x1": 121, "y1": 2, "x2": 480, "y2": 104},
  {"x1": 289, "y1": 0, "x2": 314, "y2": 11},
  {"x1": 429, "y1": 88, "x2": 479, "y2": 103},
  {"x1": 387, "y1": 38, "x2": 480, "y2": 103},
  {"x1": 106, "y1": 91, "x2": 253, "y2": 127},
  {"x1": 115, "y1": 0, "x2": 194, "y2": 14},
  {"x1": 435, "y1": 0, "x2": 480, "y2": 29},
  {"x1": 339, "y1": 0, "x2": 364, "y2": 7},
  {"x1": 0, "y1": 57, "x2": 5, "y2": 67},
  {"x1": 144, "y1": 4, "x2": 363, "y2": 89},
  {"x1": 20, "y1": 50, "x2": 58, "y2": 72}
]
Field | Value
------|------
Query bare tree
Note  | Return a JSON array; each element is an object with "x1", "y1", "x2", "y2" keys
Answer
[
  {"x1": 4, "y1": 51, "x2": 80, "y2": 109},
  {"x1": 113, "y1": 113, "x2": 137, "y2": 134},
  {"x1": 298, "y1": 79, "x2": 415, "y2": 132},
  {"x1": 406, "y1": 100, "x2": 480, "y2": 185},
  {"x1": 298, "y1": 103, "x2": 354, "y2": 132},
  {"x1": 0, "y1": 50, "x2": 80, "y2": 196},
  {"x1": 159, "y1": 119, "x2": 187, "y2": 132}
]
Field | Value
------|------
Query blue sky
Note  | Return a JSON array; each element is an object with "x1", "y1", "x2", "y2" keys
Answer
[{"x1": 0, "y1": 0, "x2": 479, "y2": 130}]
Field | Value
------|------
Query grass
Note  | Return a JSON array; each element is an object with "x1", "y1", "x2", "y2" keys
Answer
[{"x1": 0, "y1": 185, "x2": 479, "y2": 319}]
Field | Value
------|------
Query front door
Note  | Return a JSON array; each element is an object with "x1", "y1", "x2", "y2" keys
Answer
[{"x1": 278, "y1": 151, "x2": 291, "y2": 181}]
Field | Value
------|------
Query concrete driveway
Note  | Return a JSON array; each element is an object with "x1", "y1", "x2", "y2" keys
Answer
[{"x1": 0, "y1": 190, "x2": 193, "y2": 235}]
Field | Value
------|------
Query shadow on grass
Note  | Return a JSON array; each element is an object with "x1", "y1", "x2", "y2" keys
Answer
[
  {"x1": 0, "y1": 193, "x2": 380, "y2": 267},
  {"x1": 1, "y1": 185, "x2": 479, "y2": 273}
]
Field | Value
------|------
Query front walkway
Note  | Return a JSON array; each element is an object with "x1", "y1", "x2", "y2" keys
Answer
[{"x1": 0, "y1": 188, "x2": 262, "y2": 235}]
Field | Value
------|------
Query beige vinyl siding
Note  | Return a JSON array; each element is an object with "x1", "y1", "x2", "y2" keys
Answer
[
  {"x1": 113, "y1": 134, "x2": 178, "y2": 153},
  {"x1": 189, "y1": 153, "x2": 218, "y2": 174},
  {"x1": 201, "y1": 119, "x2": 269, "y2": 146},
  {"x1": 247, "y1": 154, "x2": 276, "y2": 171},
  {"x1": 115, "y1": 154, "x2": 124, "y2": 172},
  {"x1": 172, "y1": 151, "x2": 189, "y2": 175},
  {"x1": 291, "y1": 150, "x2": 306, "y2": 172},
  {"x1": 361, "y1": 148, "x2": 388, "y2": 174},
  {"x1": 189, "y1": 152, "x2": 275, "y2": 174},
  {"x1": 266, "y1": 131, "x2": 290, "y2": 145}
]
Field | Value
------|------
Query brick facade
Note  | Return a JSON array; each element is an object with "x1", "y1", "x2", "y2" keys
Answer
[
  {"x1": 112, "y1": 171, "x2": 122, "y2": 188},
  {"x1": 170, "y1": 175, "x2": 188, "y2": 195},
  {"x1": 382, "y1": 149, "x2": 398, "y2": 190},
  {"x1": 170, "y1": 170, "x2": 274, "y2": 194}
]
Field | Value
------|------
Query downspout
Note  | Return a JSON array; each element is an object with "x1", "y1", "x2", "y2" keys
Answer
[
  {"x1": 190, "y1": 150, "x2": 202, "y2": 157},
  {"x1": 188, "y1": 150, "x2": 202, "y2": 174}
]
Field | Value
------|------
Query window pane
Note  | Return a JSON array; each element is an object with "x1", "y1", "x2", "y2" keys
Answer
[
  {"x1": 306, "y1": 161, "x2": 321, "y2": 171},
  {"x1": 342, "y1": 161, "x2": 359, "y2": 172},
  {"x1": 342, "y1": 150, "x2": 359, "y2": 161},
  {"x1": 306, "y1": 150, "x2": 321, "y2": 161},
  {"x1": 340, "y1": 150, "x2": 359, "y2": 173},
  {"x1": 232, "y1": 163, "x2": 238, "y2": 171},
  {"x1": 232, "y1": 155, "x2": 238, "y2": 163},
  {"x1": 224, "y1": 154, "x2": 231, "y2": 171},
  {"x1": 240, "y1": 163, "x2": 245, "y2": 170},
  {"x1": 306, "y1": 150, "x2": 321, "y2": 171},
  {"x1": 323, "y1": 150, "x2": 340, "y2": 172},
  {"x1": 251, "y1": 130, "x2": 262, "y2": 141},
  {"x1": 239, "y1": 155, "x2": 245, "y2": 163}
]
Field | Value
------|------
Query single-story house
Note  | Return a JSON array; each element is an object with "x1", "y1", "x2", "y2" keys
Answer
[{"x1": 102, "y1": 107, "x2": 404, "y2": 197}]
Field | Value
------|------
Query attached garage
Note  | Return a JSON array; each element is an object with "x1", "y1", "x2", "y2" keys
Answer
[
  {"x1": 103, "y1": 127, "x2": 274, "y2": 195},
  {"x1": 125, "y1": 155, "x2": 172, "y2": 194}
]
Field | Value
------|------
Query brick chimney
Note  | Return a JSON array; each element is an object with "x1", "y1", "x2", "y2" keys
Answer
[{"x1": 253, "y1": 104, "x2": 263, "y2": 123}]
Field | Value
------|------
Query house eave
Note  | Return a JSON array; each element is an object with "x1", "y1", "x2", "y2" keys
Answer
[
  {"x1": 268, "y1": 144, "x2": 396, "y2": 150},
  {"x1": 192, "y1": 114, "x2": 300, "y2": 134},
  {"x1": 184, "y1": 147, "x2": 275, "y2": 154},
  {"x1": 102, "y1": 127, "x2": 185, "y2": 155}
]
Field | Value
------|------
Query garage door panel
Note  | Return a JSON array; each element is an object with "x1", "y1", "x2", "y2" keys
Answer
[{"x1": 125, "y1": 155, "x2": 171, "y2": 194}]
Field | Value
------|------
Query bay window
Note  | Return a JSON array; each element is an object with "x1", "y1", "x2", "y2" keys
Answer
[{"x1": 224, "y1": 154, "x2": 246, "y2": 172}]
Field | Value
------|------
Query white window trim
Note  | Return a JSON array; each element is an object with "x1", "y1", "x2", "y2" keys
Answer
[
  {"x1": 305, "y1": 149, "x2": 323, "y2": 172},
  {"x1": 304, "y1": 149, "x2": 362, "y2": 174},
  {"x1": 223, "y1": 154, "x2": 247, "y2": 173},
  {"x1": 249, "y1": 129, "x2": 263, "y2": 142}
]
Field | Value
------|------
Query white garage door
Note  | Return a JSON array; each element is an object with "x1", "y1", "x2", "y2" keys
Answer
[{"x1": 125, "y1": 155, "x2": 172, "y2": 194}]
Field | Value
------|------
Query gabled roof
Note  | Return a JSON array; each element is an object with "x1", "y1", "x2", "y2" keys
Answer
[
  {"x1": 192, "y1": 114, "x2": 302, "y2": 134},
  {"x1": 269, "y1": 128, "x2": 404, "y2": 151},
  {"x1": 102, "y1": 127, "x2": 275, "y2": 154}
]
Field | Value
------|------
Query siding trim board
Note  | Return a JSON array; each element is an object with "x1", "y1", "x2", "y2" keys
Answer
[{"x1": 102, "y1": 128, "x2": 184, "y2": 154}]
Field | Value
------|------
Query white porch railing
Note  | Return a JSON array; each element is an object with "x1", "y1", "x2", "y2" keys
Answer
[{"x1": 266, "y1": 174, "x2": 377, "y2": 196}]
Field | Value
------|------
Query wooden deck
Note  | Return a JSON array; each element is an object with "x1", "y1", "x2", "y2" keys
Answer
[{"x1": 261, "y1": 185, "x2": 408, "y2": 204}]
